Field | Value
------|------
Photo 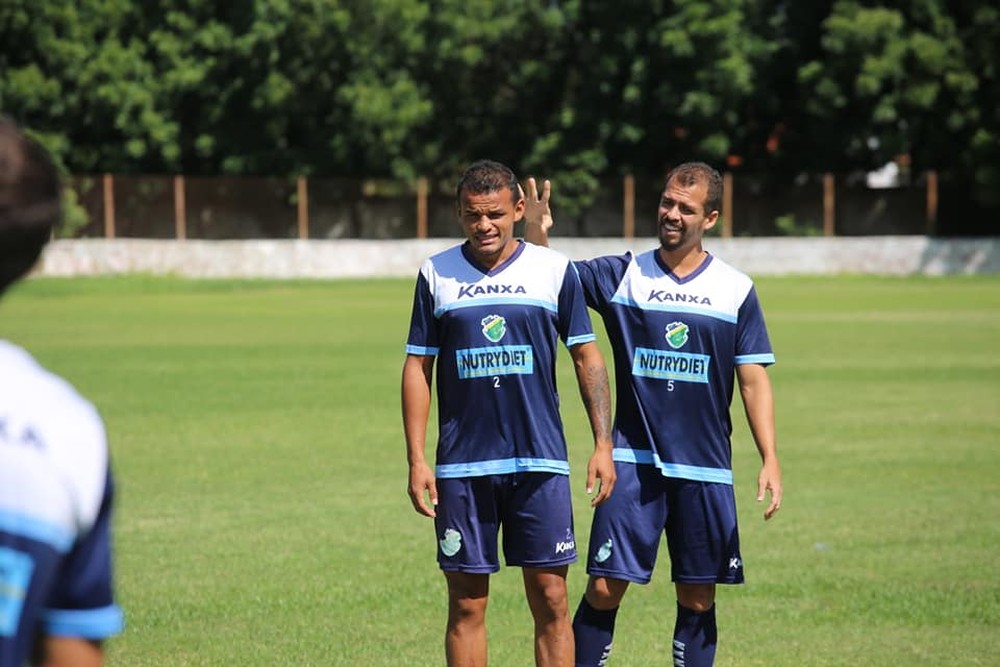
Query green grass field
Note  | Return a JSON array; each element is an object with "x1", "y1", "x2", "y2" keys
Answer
[{"x1": 1, "y1": 274, "x2": 998, "y2": 666}]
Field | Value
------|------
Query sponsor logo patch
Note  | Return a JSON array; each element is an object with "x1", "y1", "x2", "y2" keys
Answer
[
  {"x1": 632, "y1": 347, "x2": 710, "y2": 383},
  {"x1": 455, "y1": 345, "x2": 533, "y2": 379}
]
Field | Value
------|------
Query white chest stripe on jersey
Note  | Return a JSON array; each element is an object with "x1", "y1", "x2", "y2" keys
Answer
[{"x1": 610, "y1": 294, "x2": 737, "y2": 323}]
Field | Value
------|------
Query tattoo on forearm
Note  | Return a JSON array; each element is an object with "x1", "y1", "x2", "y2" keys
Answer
[{"x1": 581, "y1": 364, "x2": 612, "y2": 441}]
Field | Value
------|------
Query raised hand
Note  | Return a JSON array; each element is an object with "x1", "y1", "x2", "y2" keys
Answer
[{"x1": 522, "y1": 177, "x2": 553, "y2": 245}]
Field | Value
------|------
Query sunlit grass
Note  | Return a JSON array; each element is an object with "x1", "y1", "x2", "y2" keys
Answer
[{"x1": 1, "y1": 274, "x2": 997, "y2": 666}]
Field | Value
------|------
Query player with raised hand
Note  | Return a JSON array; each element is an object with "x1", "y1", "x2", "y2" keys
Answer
[{"x1": 523, "y1": 163, "x2": 782, "y2": 667}]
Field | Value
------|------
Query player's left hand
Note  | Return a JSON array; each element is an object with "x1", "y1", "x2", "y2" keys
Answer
[
  {"x1": 586, "y1": 447, "x2": 616, "y2": 507},
  {"x1": 757, "y1": 458, "x2": 782, "y2": 520}
]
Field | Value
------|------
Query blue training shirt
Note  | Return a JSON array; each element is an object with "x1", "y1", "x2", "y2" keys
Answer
[
  {"x1": 575, "y1": 250, "x2": 774, "y2": 485},
  {"x1": 0, "y1": 341, "x2": 124, "y2": 665},
  {"x1": 406, "y1": 240, "x2": 596, "y2": 479}
]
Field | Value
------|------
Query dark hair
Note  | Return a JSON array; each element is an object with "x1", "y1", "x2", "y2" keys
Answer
[
  {"x1": 0, "y1": 117, "x2": 61, "y2": 295},
  {"x1": 455, "y1": 159, "x2": 521, "y2": 205},
  {"x1": 664, "y1": 162, "x2": 723, "y2": 216}
]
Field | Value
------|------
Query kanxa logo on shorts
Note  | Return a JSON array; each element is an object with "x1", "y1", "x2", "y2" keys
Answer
[
  {"x1": 554, "y1": 528, "x2": 575, "y2": 555},
  {"x1": 481, "y1": 314, "x2": 507, "y2": 342}
]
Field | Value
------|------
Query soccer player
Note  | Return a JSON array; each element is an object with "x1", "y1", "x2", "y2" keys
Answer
[
  {"x1": 0, "y1": 117, "x2": 124, "y2": 666},
  {"x1": 402, "y1": 159, "x2": 615, "y2": 667},
  {"x1": 523, "y1": 162, "x2": 783, "y2": 667}
]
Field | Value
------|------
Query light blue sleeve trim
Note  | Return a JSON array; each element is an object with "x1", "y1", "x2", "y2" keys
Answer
[
  {"x1": 0, "y1": 510, "x2": 74, "y2": 553},
  {"x1": 610, "y1": 295, "x2": 738, "y2": 323},
  {"x1": 43, "y1": 605, "x2": 124, "y2": 639},
  {"x1": 735, "y1": 353, "x2": 775, "y2": 365},
  {"x1": 436, "y1": 458, "x2": 570, "y2": 478},
  {"x1": 405, "y1": 345, "x2": 439, "y2": 356},
  {"x1": 613, "y1": 449, "x2": 733, "y2": 485},
  {"x1": 565, "y1": 333, "x2": 597, "y2": 347},
  {"x1": 436, "y1": 297, "x2": 559, "y2": 316}
]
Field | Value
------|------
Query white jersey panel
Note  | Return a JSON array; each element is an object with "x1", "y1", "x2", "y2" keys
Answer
[
  {"x1": 0, "y1": 341, "x2": 107, "y2": 546},
  {"x1": 610, "y1": 250, "x2": 755, "y2": 324},
  {"x1": 422, "y1": 243, "x2": 567, "y2": 319}
]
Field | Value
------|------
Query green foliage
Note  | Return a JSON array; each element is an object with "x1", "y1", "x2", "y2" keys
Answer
[
  {"x1": 795, "y1": 0, "x2": 987, "y2": 179},
  {"x1": 1, "y1": 0, "x2": 998, "y2": 218},
  {"x1": 774, "y1": 213, "x2": 822, "y2": 237},
  {"x1": 58, "y1": 185, "x2": 91, "y2": 238}
]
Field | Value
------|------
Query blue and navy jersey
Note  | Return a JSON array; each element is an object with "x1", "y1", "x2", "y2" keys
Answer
[
  {"x1": 575, "y1": 251, "x2": 774, "y2": 484},
  {"x1": 0, "y1": 341, "x2": 124, "y2": 665},
  {"x1": 406, "y1": 241, "x2": 596, "y2": 479}
]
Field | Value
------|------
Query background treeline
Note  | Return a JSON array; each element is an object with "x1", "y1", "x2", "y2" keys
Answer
[{"x1": 1, "y1": 0, "x2": 997, "y2": 234}]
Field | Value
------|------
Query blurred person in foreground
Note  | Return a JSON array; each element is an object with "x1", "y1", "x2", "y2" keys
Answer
[
  {"x1": 402, "y1": 159, "x2": 615, "y2": 666},
  {"x1": 523, "y1": 162, "x2": 782, "y2": 667},
  {"x1": 0, "y1": 117, "x2": 124, "y2": 666}
]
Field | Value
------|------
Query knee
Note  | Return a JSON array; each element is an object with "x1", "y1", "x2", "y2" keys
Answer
[
  {"x1": 675, "y1": 583, "x2": 715, "y2": 613},
  {"x1": 585, "y1": 577, "x2": 628, "y2": 610},
  {"x1": 448, "y1": 593, "x2": 489, "y2": 630},
  {"x1": 452, "y1": 594, "x2": 486, "y2": 614},
  {"x1": 446, "y1": 574, "x2": 489, "y2": 624},
  {"x1": 526, "y1": 575, "x2": 570, "y2": 621}
]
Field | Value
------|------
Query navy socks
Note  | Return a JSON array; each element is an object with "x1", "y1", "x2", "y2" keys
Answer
[
  {"x1": 574, "y1": 596, "x2": 718, "y2": 666},
  {"x1": 572, "y1": 595, "x2": 618, "y2": 666},
  {"x1": 672, "y1": 602, "x2": 717, "y2": 667}
]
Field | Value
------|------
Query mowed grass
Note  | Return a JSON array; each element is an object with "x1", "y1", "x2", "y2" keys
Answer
[{"x1": 0, "y1": 273, "x2": 997, "y2": 666}]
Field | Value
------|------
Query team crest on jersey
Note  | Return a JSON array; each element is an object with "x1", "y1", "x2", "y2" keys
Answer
[
  {"x1": 481, "y1": 314, "x2": 507, "y2": 342},
  {"x1": 440, "y1": 528, "x2": 463, "y2": 557},
  {"x1": 665, "y1": 321, "x2": 689, "y2": 349}
]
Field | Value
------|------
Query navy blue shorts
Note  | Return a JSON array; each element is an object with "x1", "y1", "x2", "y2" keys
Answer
[
  {"x1": 435, "y1": 472, "x2": 577, "y2": 573},
  {"x1": 585, "y1": 461, "x2": 744, "y2": 585}
]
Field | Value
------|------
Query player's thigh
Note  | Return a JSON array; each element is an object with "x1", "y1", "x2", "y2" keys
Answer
[
  {"x1": 665, "y1": 480, "x2": 744, "y2": 584},
  {"x1": 584, "y1": 462, "x2": 667, "y2": 585},
  {"x1": 501, "y1": 472, "x2": 577, "y2": 569},
  {"x1": 435, "y1": 476, "x2": 501, "y2": 574},
  {"x1": 444, "y1": 571, "x2": 491, "y2": 621}
]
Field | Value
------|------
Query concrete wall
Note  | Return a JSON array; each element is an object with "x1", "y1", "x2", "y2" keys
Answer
[{"x1": 36, "y1": 236, "x2": 1000, "y2": 279}]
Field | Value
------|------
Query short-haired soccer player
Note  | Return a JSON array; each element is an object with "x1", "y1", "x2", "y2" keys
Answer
[
  {"x1": 524, "y1": 162, "x2": 783, "y2": 667},
  {"x1": 402, "y1": 159, "x2": 616, "y2": 666},
  {"x1": 0, "y1": 117, "x2": 124, "y2": 666}
]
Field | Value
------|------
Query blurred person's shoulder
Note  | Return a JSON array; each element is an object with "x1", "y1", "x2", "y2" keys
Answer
[{"x1": 0, "y1": 339, "x2": 106, "y2": 455}]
